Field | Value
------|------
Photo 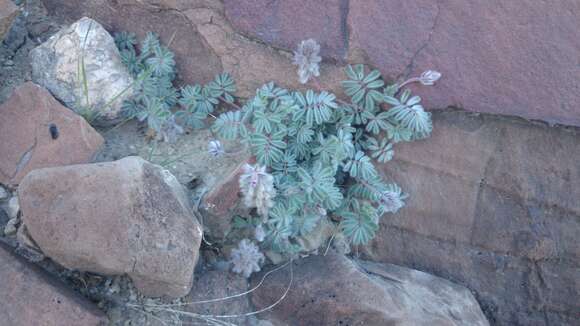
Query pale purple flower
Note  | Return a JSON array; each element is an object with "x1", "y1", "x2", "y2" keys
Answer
[
  {"x1": 293, "y1": 39, "x2": 322, "y2": 84},
  {"x1": 157, "y1": 115, "x2": 183, "y2": 143},
  {"x1": 208, "y1": 140, "x2": 224, "y2": 157},
  {"x1": 239, "y1": 164, "x2": 276, "y2": 218}
]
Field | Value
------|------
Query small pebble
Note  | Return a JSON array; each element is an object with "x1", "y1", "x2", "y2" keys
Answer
[
  {"x1": 6, "y1": 196, "x2": 20, "y2": 219},
  {"x1": 3, "y1": 60, "x2": 14, "y2": 67},
  {"x1": 0, "y1": 186, "x2": 9, "y2": 200},
  {"x1": 4, "y1": 218, "x2": 19, "y2": 236}
]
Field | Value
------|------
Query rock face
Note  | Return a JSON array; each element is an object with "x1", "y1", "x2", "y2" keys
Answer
[
  {"x1": 0, "y1": 242, "x2": 108, "y2": 326},
  {"x1": 251, "y1": 252, "x2": 488, "y2": 326},
  {"x1": 0, "y1": 82, "x2": 104, "y2": 187},
  {"x1": 18, "y1": 156, "x2": 203, "y2": 298},
  {"x1": 372, "y1": 110, "x2": 580, "y2": 325},
  {"x1": 223, "y1": 0, "x2": 580, "y2": 127},
  {"x1": 30, "y1": 17, "x2": 134, "y2": 125},
  {"x1": 182, "y1": 6, "x2": 344, "y2": 98},
  {"x1": 0, "y1": 0, "x2": 18, "y2": 40},
  {"x1": 39, "y1": 0, "x2": 580, "y2": 127},
  {"x1": 224, "y1": 0, "x2": 347, "y2": 61}
]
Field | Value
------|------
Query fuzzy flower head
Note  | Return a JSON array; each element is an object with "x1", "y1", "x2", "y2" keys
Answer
[
  {"x1": 231, "y1": 239, "x2": 265, "y2": 278},
  {"x1": 157, "y1": 115, "x2": 183, "y2": 143},
  {"x1": 239, "y1": 164, "x2": 276, "y2": 218},
  {"x1": 293, "y1": 39, "x2": 322, "y2": 84},
  {"x1": 208, "y1": 140, "x2": 224, "y2": 157},
  {"x1": 379, "y1": 190, "x2": 405, "y2": 214}
]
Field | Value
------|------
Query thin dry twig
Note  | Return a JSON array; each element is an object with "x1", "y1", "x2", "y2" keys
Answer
[
  {"x1": 151, "y1": 260, "x2": 294, "y2": 320},
  {"x1": 136, "y1": 260, "x2": 292, "y2": 308},
  {"x1": 127, "y1": 259, "x2": 294, "y2": 324}
]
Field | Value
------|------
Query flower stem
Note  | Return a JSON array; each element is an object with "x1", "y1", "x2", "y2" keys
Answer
[
  {"x1": 311, "y1": 77, "x2": 323, "y2": 91},
  {"x1": 397, "y1": 77, "x2": 420, "y2": 89}
]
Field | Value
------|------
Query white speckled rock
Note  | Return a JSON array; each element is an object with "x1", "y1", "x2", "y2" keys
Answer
[
  {"x1": 30, "y1": 17, "x2": 134, "y2": 125},
  {"x1": 5, "y1": 195, "x2": 19, "y2": 220}
]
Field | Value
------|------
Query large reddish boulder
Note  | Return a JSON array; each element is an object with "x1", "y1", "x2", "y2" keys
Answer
[
  {"x1": 0, "y1": 242, "x2": 108, "y2": 326},
  {"x1": 348, "y1": 0, "x2": 580, "y2": 126},
  {"x1": 372, "y1": 110, "x2": 580, "y2": 325},
  {"x1": 0, "y1": 82, "x2": 104, "y2": 187},
  {"x1": 18, "y1": 156, "x2": 203, "y2": 298},
  {"x1": 251, "y1": 252, "x2": 489, "y2": 325}
]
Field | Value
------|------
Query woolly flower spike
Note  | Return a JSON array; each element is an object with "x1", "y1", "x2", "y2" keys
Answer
[
  {"x1": 293, "y1": 39, "x2": 322, "y2": 84},
  {"x1": 419, "y1": 70, "x2": 442, "y2": 86},
  {"x1": 157, "y1": 115, "x2": 183, "y2": 143},
  {"x1": 239, "y1": 164, "x2": 276, "y2": 218},
  {"x1": 231, "y1": 239, "x2": 265, "y2": 278},
  {"x1": 208, "y1": 140, "x2": 224, "y2": 157}
]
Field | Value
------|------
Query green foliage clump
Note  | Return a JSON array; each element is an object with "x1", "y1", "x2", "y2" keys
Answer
[
  {"x1": 114, "y1": 32, "x2": 236, "y2": 140},
  {"x1": 115, "y1": 32, "x2": 439, "y2": 256},
  {"x1": 212, "y1": 63, "x2": 435, "y2": 252}
]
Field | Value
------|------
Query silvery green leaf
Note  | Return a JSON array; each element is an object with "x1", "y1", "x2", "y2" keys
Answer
[
  {"x1": 363, "y1": 69, "x2": 381, "y2": 83},
  {"x1": 383, "y1": 95, "x2": 401, "y2": 106}
]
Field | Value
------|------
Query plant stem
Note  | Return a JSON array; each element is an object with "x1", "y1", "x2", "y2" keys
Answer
[
  {"x1": 103, "y1": 117, "x2": 134, "y2": 134},
  {"x1": 311, "y1": 77, "x2": 323, "y2": 91},
  {"x1": 397, "y1": 77, "x2": 420, "y2": 89}
]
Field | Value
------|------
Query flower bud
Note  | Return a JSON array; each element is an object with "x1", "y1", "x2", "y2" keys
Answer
[
  {"x1": 419, "y1": 70, "x2": 442, "y2": 86},
  {"x1": 208, "y1": 140, "x2": 224, "y2": 157}
]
